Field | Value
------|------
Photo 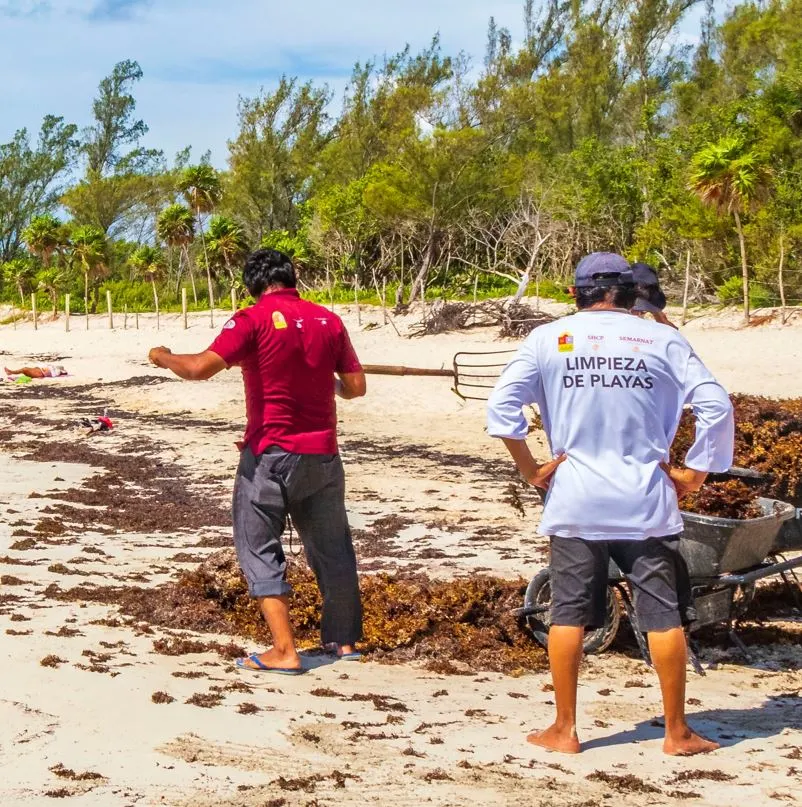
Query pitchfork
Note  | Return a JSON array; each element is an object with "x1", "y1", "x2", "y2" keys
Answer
[{"x1": 362, "y1": 350, "x2": 516, "y2": 401}]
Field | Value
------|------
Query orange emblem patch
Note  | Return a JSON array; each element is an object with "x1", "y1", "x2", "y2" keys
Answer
[
  {"x1": 272, "y1": 311, "x2": 288, "y2": 330},
  {"x1": 557, "y1": 332, "x2": 574, "y2": 353}
]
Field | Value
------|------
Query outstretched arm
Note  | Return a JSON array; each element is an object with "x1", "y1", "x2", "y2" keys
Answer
[{"x1": 148, "y1": 347, "x2": 227, "y2": 381}]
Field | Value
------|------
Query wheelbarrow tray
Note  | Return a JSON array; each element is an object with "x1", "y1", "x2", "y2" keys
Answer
[
  {"x1": 773, "y1": 507, "x2": 802, "y2": 552},
  {"x1": 679, "y1": 497, "x2": 796, "y2": 577}
]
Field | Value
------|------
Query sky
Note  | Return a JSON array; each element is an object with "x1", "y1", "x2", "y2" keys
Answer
[{"x1": 0, "y1": 0, "x2": 711, "y2": 168}]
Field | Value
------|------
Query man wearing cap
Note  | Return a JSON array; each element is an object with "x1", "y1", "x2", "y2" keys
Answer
[
  {"x1": 631, "y1": 262, "x2": 678, "y2": 329},
  {"x1": 149, "y1": 248, "x2": 366, "y2": 674},
  {"x1": 487, "y1": 252, "x2": 734, "y2": 755}
]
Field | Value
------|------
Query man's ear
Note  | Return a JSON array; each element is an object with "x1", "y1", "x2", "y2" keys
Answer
[{"x1": 568, "y1": 286, "x2": 577, "y2": 299}]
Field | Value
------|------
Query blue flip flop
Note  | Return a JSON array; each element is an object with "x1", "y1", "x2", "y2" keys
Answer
[
  {"x1": 322, "y1": 644, "x2": 362, "y2": 662},
  {"x1": 235, "y1": 653, "x2": 305, "y2": 675}
]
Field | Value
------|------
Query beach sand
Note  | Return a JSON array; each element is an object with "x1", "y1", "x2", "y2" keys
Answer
[{"x1": 1, "y1": 301, "x2": 800, "y2": 806}]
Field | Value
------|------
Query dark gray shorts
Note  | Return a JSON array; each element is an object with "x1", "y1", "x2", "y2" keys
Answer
[
  {"x1": 232, "y1": 446, "x2": 362, "y2": 646},
  {"x1": 549, "y1": 535, "x2": 694, "y2": 633}
]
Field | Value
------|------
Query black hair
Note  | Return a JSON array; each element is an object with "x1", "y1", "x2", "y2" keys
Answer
[
  {"x1": 242, "y1": 249, "x2": 296, "y2": 298},
  {"x1": 635, "y1": 283, "x2": 667, "y2": 310},
  {"x1": 575, "y1": 284, "x2": 637, "y2": 310}
]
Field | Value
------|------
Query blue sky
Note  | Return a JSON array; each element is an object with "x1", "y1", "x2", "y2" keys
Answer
[{"x1": 0, "y1": 0, "x2": 710, "y2": 168}]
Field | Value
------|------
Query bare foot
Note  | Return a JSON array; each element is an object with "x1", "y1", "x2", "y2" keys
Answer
[
  {"x1": 242, "y1": 646, "x2": 301, "y2": 671},
  {"x1": 527, "y1": 723, "x2": 581, "y2": 754},
  {"x1": 664, "y1": 728, "x2": 720, "y2": 756}
]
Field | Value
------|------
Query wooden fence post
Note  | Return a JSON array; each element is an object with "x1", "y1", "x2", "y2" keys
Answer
[
  {"x1": 778, "y1": 235, "x2": 787, "y2": 325},
  {"x1": 354, "y1": 274, "x2": 361, "y2": 326},
  {"x1": 124, "y1": 304, "x2": 128, "y2": 330},
  {"x1": 382, "y1": 278, "x2": 387, "y2": 325},
  {"x1": 31, "y1": 293, "x2": 38, "y2": 331},
  {"x1": 135, "y1": 309, "x2": 139, "y2": 330},
  {"x1": 326, "y1": 261, "x2": 334, "y2": 312},
  {"x1": 681, "y1": 250, "x2": 691, "y2": 327},
  {"x1": 65, "y1": 294, "x2": 70, "y2": 332},
  {"x1": 107, "y1": 289, "x2": 114, "y2": 329},
  {"x1": 230, "y1": 287, "x2": 237, "y2": 313},
  {"x1": 472, "y1": 274, "x2": 479, "y2": 325},
  {"x1": 181, "y1": 287, "x2": 188, "y2": 330}
]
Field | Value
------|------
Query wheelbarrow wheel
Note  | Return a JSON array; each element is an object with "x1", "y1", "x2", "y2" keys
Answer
[{"x1": 524, "y1": 568, "x2": 621, "y2": 655}]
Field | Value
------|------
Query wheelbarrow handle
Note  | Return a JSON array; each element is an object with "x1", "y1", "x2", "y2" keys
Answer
[{"x1": 362, "y1": 364, "x2": 455, "y2": 378}]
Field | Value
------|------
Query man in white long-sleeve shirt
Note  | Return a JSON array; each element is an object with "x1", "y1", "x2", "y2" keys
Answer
[{"x1": 487, "y1": 252, "x2": 734, "y2": 756}]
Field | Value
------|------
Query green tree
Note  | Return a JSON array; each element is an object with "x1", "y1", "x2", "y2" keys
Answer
[
  {"x1": 207, "y1": 215, "x2": 249, "y2": 296},
  {"x1": 22, "y1": 214, "x2": 66, "y2": 267},
  {"x1": 156, "y1": 203, "x2": 196, "y2": 301},
  {"x1": 130, "y1": 244, "x2": 165, "y2": 328},
  {"x1": 1, "y1": 256, "x2": 35, "y2": 309},
  {"x1": 83, "y1": 59, "x2": 161, "y2": 175},
  {"x1": 178, "y1": 164, "x2": 223, "y2": 323},
  {"x1": 226, "y1": 77, "x2": 331, "y2": 243},
  {"x1": 0, "y1": 116, "x2": 79, "y2": 262},
  {"x1": 690, "y1": 136, "x2": 770, "y2": 322},
  {"x1": 37, "y1": 264, "x2": 72, "y2": 320},
  {"x1": 66, "y1": 60, "x2": 166, "y2": 240},
  {"x1": 70, "y1": 225, "x2": 107, "y2": 328}
]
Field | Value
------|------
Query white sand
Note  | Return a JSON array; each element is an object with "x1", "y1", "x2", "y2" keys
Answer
[{"x1": 1, "y1": 302, "x2": 801, "y2": 805}]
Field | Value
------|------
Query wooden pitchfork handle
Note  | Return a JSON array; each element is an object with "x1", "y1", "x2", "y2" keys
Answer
[{"x1": 361, "y1": 364, "x2": 455, "y2": 378}]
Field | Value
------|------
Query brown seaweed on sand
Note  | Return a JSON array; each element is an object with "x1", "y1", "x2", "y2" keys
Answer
[{"x1": 51, "y1": 549, "x2": 547, "y2": 674}]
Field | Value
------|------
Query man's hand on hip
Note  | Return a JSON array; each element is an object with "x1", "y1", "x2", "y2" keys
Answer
[
  {"x1": 501, "y1": 437, "x2": 567, "y2": 491},
  {"x1": 661, "y1": 463, "x2": 708, "y2": 499}
]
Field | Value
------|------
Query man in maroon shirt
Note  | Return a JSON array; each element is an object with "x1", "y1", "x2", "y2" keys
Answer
[{"x1": 148, "y1": 249, "x2": 366, "y2": 674}]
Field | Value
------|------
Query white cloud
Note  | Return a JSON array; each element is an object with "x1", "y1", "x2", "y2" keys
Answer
[
  {"x1": 0, "y1": 0, "x2": 714, "y2": 165},
  {"x1": 0, "y1": 0, "x2": 525, "y2": 164}
]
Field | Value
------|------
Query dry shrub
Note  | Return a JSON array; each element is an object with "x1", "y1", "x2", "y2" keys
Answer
[
  {"x1": 114, "y1": 550, "x2": 546, "y2": 675},
  {"x1": 498, "y1": 303, "x2": 555, "y2": 338}
]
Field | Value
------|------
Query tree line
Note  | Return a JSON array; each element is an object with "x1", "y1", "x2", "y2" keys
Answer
[{"x1": 1, "y1": 0, "x2": 801, "y2": 325}]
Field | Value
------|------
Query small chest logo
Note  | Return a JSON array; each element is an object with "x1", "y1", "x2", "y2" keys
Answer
[
  {"x1": 272, "y1": 311, "x2": 287, "y2": 330},
  {"x1": 557, "y1": 332, "x2": 574, "y2": 353}
]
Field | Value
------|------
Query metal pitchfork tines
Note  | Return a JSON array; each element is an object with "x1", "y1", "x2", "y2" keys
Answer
[{"x1": 362, "y1": 349, "x2": 516, "y2": 401}]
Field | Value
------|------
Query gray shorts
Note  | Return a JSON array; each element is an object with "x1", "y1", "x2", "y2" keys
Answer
[
  {"x1": 232, "y1": 446, "x2": 362, "y2": 646},
  {"x1": 549, "y1": 535, "x2": 694, "y2": 633}
]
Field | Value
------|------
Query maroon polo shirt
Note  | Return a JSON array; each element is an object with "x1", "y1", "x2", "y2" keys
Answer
[{"x1": 208, "y1": 289, "x2": 362, "y2": 455}]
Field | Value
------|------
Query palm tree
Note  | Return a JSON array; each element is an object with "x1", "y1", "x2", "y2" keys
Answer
[
  {"x1": 156, "y1": 203, "x2": 196, "y2": 303},
  {"x1": 22, "y1": 214, "x2": 65, "y2": 268},
  {"x1": 37, "y1": 265, "x2": 71, "y2": 320},
  {"x1": 130, "y1": 245, "x2": 165, "y2": 330},
  {"x1": 689, "y1": 137, "x2": 769, "y2": 323},
  {"x1": 207, "y1": 215, "x2": 249, "y2": 304},
  {"x1": 2, "y1": 257, "x2": 35, "y2": 310},
  {"x1": 178, "y1": 164, "x2": 223, "y2": 325},
  {"x1": 70, "y1": 225, "x2": 107, "y2": 329}
]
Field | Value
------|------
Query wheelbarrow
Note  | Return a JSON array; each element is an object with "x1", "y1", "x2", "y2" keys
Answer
[
  {"x1": 515, "y1": 485, "x2": 800, "y2": 673},
  {"x1": 362, "y1": 350, "x2": 516, "y2": 401}
]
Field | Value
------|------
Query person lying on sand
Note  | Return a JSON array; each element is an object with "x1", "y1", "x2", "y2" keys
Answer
[
  {"x1": 148, "y1": 248, "x2": 366, "y2": 675},
  {"x1": 488, "y1": 251, "x2": 734, "y2": 757},
  {"x1": 4, "y1": 364, "x2": 67, "y2": 379}
]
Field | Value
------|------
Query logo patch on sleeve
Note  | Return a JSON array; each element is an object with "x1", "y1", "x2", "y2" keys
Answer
[
  {"x1": 272, "y1": 311, "x2": 288, "y2": 330},
  {"x1": 557, "y1": 332, "x2": 574, "y2": 353},
  {"x1": 223, "y1": 319, "x2": 236, "y2": 330}
]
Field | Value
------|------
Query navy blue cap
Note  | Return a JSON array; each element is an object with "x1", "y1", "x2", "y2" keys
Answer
[
  {"x1": 574, "y1": 252, "x2": 634, "y2": 288},
  {"x1": 630, "y1": 262, "x2": 659, "y2": 286}
]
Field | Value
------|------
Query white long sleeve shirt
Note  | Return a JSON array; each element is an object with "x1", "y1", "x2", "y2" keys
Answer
[{"x1": 487, "y1": 310, "x2": 735, "y2": 541}]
